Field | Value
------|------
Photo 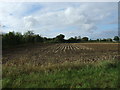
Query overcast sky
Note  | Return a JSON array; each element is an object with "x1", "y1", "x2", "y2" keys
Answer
[{"x1": 0, "y1": 2, "x2": 118, "y2": 39}]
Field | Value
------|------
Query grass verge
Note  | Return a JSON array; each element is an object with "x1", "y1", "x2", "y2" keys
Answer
[{"x1": 2, "y1": 59, "x2": 119, "y2": 88}]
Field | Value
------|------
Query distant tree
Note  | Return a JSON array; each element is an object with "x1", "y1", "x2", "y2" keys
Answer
[
  {"x1": 24, "y1": 31, "x2": 35, "y2": 43},
  {"x1": 75, "y1": 36, "x2": 77, "y2": 40},
  {"x1": 68, "y1": 37, "x2": 76, "y2": 43},
  {"x1": 2, "y1": 31, "x2": 16, "y2": 45},
  {"x1": 54, "y1": 34, "x2": 65, "y2": 43},
  {"x1": 34, "y1": 34, "x2": 43, "y2": 42},
  {"x1": 4, "y1": 30, "x2": 120, "y2": 49},
  {"x1": 43, "y1": 37, "x2": 48, "y2": 43},
  {"x1": 101, "y1": 38, "x2": 107, "y2": 42},
  {"x1": 15, "y1": 32, "x2": 24, "y2": 44},
  {"x1": 56, "y1": 34, "x2": 65, "y2": 40},
  {"x1": 106, "y1": 38, "x2": 112, "y2": 42},
  {"x1": 96, "y1": 39, "x2": 100, "y2": 42},
  {"x1": 78, "y1": 36, "x2": 81, "y2": 39},
  {"x1": 2, "y1": 31, "x2": 24, "y2": 46},
  {"x1": 82, "y1": 37, "x2": 89, "y2": 42},
  {"x1": 24, "y1": 31, "x2": 34, "y2": 36},
  {"x1": 113, "y1": 36, "x2": 119, "y2": 42}
]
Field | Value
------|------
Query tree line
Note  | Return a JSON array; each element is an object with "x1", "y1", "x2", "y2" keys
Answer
[{"x1": 2, "y1": 31, "x2": 120, "y2": 47}]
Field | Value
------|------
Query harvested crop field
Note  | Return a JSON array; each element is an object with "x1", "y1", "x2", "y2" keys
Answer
[
  {"x1": 2, "y1": 43, "x2": 120, "y2": 88},
  {"x1": 2, "y1": 43, "x2": 119, "y2": 66}
]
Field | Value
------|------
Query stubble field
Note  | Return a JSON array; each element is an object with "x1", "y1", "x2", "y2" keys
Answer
[
  {"x1": 3, "y1": 43, "x2": 119, "y2": 65},
  {"x1": 2, "y1": 43, "x2": 120, "y2": 88}
]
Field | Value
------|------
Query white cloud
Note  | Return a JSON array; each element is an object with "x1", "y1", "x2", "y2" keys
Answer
[
  {"x1": 0, "y1": 2, "x2": 118, "y2": 38},
  {"x1": 0, "y1": 0, "x2": 119, "y2": 2},
  {"x1": 23, "y1": 5, "x2": 92, "y2": 32}
]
